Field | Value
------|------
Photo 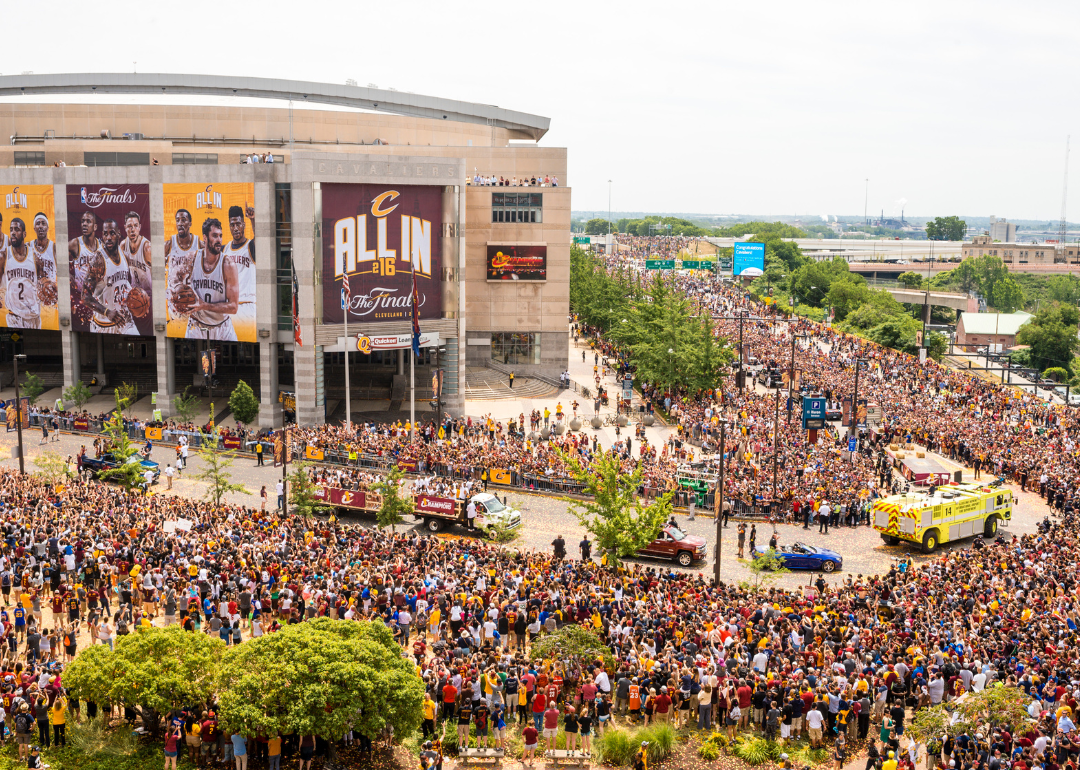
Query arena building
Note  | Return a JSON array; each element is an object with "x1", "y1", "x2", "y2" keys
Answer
[{"x1": 0, "y1": 73, "x2": 569, "y2": 426}]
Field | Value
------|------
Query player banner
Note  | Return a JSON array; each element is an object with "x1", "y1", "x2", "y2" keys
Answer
[
  {"x1": 321, "y1": 184, "x2": 443, "y2": 325},
  {"x1": 162, "y1": 183, "x2": 256, "y2": 342},
  {"x1": 66, "y1": 185, "x2": 152, "y2": 336},
  {"x1": 0, "y1": 186, "x2": 58, "y2": 330}
]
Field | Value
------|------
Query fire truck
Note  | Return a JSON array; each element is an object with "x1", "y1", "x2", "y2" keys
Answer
[{"x1": 872, "y1": 480, "x2": 1011, "y2": 553}]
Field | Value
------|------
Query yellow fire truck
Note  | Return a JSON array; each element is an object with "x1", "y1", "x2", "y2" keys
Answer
[{"x1": 872, "y1": 481, "x2": 1012, "y2": 553}]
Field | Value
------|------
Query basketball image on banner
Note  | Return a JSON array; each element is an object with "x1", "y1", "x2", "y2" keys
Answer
[
  {"x1": 162, "y1": 183, "x2": 256, "y2": 342},
  {"x1": 66, "y1": 184, "x2": 152, "y2": 336},
  {"x1": 321, "y1": 184, "x2": 442, "y2": 325},
  {"x1": 0, "y1": 186, "x2": 58, "y2": 330}
]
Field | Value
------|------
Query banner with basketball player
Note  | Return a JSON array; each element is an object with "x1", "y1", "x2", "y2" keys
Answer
[
  {"x1": 66, "y1": 184, "x2": 152, "y2": 336},
  {"x1": 0, "y1": 186, "x2": 58, "y2": 331},
  {"x1": 321, "y1": 184, "x2": 443, "y2": 325},
  {"x1": 162, "y1": 183, "x2": 256, "y2": 343}
]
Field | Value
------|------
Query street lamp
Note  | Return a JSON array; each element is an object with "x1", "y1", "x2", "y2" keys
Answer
[
  {"x1": 12, "y1": 354, "x2": 25, "y2": 474},
  {"x1": 851, "y1": 357, "x2": 869, "y2": 446}
]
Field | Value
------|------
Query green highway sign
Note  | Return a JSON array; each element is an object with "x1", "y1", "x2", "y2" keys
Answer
[
  {"x1": 645, "y1": 259, "x2": 675, "y2": 270},
  {"x1": 572, "y1": 236, "x2": 590, "y2": 245},
  {"x1": 681, "y1": 260, "x2": 702, "y2": 269}
]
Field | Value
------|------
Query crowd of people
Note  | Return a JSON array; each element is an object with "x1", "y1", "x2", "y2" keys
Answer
[{"x1": 469, "y1": 174, "x2": 559, "y2": 187}]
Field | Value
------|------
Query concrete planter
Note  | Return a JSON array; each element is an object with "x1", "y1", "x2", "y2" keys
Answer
[
  {"x1": 616, "y1": 414, "x2": 628, "y2": 427},
  {"x1": 642, "y1": 414, "x2": 655, "y2": 427},
  {"x1": 540, "y1": 427, "x2": 551, "y2": 440},
  {"x1": 590, "y1": 416, "x2": 603, "y2": 429},
  {"x1": 528, "y1": 431, "x2": 540, "y2": 442},
  {"x1": 553, "y1": 422, "x2": 566, "y2": 435},
  {"x1": 569, "y1": 417, "x2": 582, "y2": 432}
]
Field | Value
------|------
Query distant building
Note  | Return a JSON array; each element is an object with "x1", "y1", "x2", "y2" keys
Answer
[
  {"x1": 989, "y1": 216, "x2": 1017, "y2": 243},
  {"x1": 962, "y1": 235, "x2": 1057, "y2": 265},
  {"x1": 955, "y1": 311, "x2": 1033, "y2": 351}
]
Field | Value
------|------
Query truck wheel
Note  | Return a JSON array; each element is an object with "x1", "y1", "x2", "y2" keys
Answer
[
  {"x1": 881, "y1": 535, "x2": 900, "y2": 546},
  {"x1": 921, "y1": 529, "x2": 939, "y2": 554},
  {"x1": 676, "y1": 551, "x2": 693, "y2": 567},
  {"x1": 984, "y1": 515, "x2": 999, "y2": 538},
  {"x1": 425, "y1": 518, "x2": 443, "y2": 533},
  {"x1": 822, "y1": 561, "x2": 836, "y2": 573}
]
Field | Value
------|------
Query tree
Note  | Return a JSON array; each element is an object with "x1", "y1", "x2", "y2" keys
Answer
[
  {"x1": 173, "y1": 386, "x2": 200, "y2": 424},
  {"x1": 287, "y1": 461, "x2": 329, "y2": 520},
  {"x1": 1016, "y1": 305, "x2": 1079, "y2": 372},
  {"x1": 100, "y1": 390, "x2": 146, "y2": 492},
  {"x1": 975, "y1": 255, "x2": 1009, "y2": 301},
  {"x1": 1044, "y1": 366, "x2": 1069, "y2": 382},
  {"x1": 1046, "y1": 274, "x2": 1080, "y2": 305},
  {"x1": 33, "y1": 450, "x2": 72, "y2": 487},
  {"x1": 824, "y1": 277, "x2": 872, "y2": 321},
  {"x1": 560, "y1": 449, "x2": 672, "y2": 568},
  {"x1": 228, "y1": 380, "x2": 260, "y2": 425},
  {"x1": 685, "y1": 314, "x2": 734, "y2": 395},
  {"x1": 214, "y1": 618, "x2": 423, "y2": 743},
  {"x1": 584, "y1": 218, "x2": 617, "y2": 236},
  {"x1": 117, "y1": 381, "x2": 139, "y2": 416},
  {"x1": 739, "y1": 548, "x2": 791, "y2": 591},
  {"x1": 194, "y1": 405, "x2": 250, "y2": 506},
  {"x1": 20, "y1": 372, "x2": 44, "y2": 406},
  {"x1": 529, "y1": 625, "x2": 614, "y2": 673},
  {"x1": 371, "y1": 464, "x2": 414, "y2": 534},
  {"x1": 64, "y1": 627, "x2": 223, "y2": 738},
  {"x1": 991, "y1": 275, "x2": 1024, "y2": 313},
  {"x1": 907, "y1": 683, "x2": 1030, "y2": 745},
  {"x1": 897, "y1": 271, "x2": 925, "y2": 290},
  {"x1": 926, "y1": 331, "x2": 949, "y2": 361},
  {"x1": 63, "y1": 380, "x2": 94, "y2": 412},
  {"x1": 925, "y1": 215, "x2": 966, "y2": 241}
]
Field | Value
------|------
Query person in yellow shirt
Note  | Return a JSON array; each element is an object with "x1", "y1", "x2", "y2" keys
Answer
[
  {"x1": 882, "y1": 751, "x2": 898, "y2": 770},
  {"x1": 50, "y1": 695, "x2": 67, "y2": 747},
  {"x1": 421, "y1": 693, "x2": 437, "y2": 739}
]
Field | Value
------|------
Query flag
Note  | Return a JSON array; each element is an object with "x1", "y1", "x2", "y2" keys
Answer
[
  {"x1": 410, "y1": 263, "x2": 421, "y2": 358},
  {"x1": 341, "y1": 254, "x2": 351, "y2": 310},
  {"x1": 291, "y1": 260, "x2": 303, "y2": 346}
]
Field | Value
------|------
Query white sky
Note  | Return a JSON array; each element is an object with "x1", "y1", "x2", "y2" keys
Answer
[{"x1": 1, "y1": 0, "x2": 1076, "y2": 220}]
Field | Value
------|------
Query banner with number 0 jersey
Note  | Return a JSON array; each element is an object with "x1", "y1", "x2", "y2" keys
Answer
[
  {"x1": 162, "y1": 183, "x2": 256, "y2": 342},
  {"x1": 0, "y1": 186, "x2": 57, "y2": 331}
]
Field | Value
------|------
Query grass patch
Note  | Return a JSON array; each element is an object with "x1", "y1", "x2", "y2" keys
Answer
[{"x1": 594, "y1": 721, "x2": 675, "y2": 766}]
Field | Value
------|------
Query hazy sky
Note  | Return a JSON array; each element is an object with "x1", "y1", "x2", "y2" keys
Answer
[{"x1": 1, "y1": 0, "x2": 1077, "y2": 220}]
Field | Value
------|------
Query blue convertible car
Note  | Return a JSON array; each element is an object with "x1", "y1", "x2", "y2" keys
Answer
[{"x1": 752, "y1": 542, "x2": 843, "y2": 572}]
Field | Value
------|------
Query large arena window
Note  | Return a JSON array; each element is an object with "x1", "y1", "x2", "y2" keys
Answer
[
  {"x1": 491, "y1": 332, "x2": 541, "y2": 365},
  {"x1": 13, "y1": 151, "x2": 45, "y2": 167},
  {"x1": 172, "y1": 153, "x2": 219, "y2": 165},
  {"x1": 491, "y1": 192, "x2": 542, "y2": 224},
  {"x1": 83, "y1": 152, "x2": 150, "y2": 167}
]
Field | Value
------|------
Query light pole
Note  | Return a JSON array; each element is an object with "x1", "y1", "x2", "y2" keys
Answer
[
  {"x1": 787, "y1": 333, "x2": 806, "y2": 422},
  {"x1": 607, "y1": 180, "x2": 612, "y2": 252},
  {"x1": 864, "y1": 179, "x2": 869, "y2": 225},
  {"x1": 12, "y1": 354, "x2": 25, "y2": 474},
  {"x1": 851, "y1": 357, "x2": 868, "y2": 446},
  {"x1": 713, "y1": 418, "x2": 727, "y2": 586},
  {"x1": 922, "y1": 239, "x2": 935, "y2": 352}
]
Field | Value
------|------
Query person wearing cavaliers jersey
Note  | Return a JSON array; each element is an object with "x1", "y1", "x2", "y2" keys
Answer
[
  {"x1": 185, "y1": 218, "x2": 239, "y2": 341},
  {"x1": 0, "y1": 217, "x2": 49, "y2": 329},
  {"x1": 222, "y1": 205, "x2": 255, "y2": 340},
  {"x1": 165, "y1": 208, "x2": 201, "y2": 322},
  {"x1": 68, "y1": 210, "x2": 100, "y2": 300},
  {"x1": 121, "y1": 210, "x2": 153, "y2": 293},
  {"x1": 0, "y1": 212, "x2": 8, "y2": 255},
  {"x1": 83, "y1": 219, "x2": 138, "y2": 335}
]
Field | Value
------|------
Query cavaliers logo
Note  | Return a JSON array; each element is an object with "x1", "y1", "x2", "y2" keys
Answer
[{"x1": 370, "y1": 191, "x2": 400, "y2": 218}]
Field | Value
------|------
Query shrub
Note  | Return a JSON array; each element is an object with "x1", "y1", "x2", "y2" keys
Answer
[
  {"x1": 638, "y1": 723, "x2": 675, "y2": 763},
  {"x1": 733, "y1": 734, "x2": 771, "y2": 766},
  {"x1": 595, "y1": 727, "x2": 636, "y2": 766},
  {"x1": 68, "y1": 718, "x2": 140, "y2": 758},
  {"x1": 699, "y1": 741, "x2": 721, "y2": 761}
]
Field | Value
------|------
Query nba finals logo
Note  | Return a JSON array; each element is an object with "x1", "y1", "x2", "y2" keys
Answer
[
  {"x1": 4, "y1": 187, "x2": 28, "y2": 211},
  {"x1": 80, "y1": 187, "x2": 87, "y2": 205},
  {"x1": 196, "y1": 185, "x2": 222, "y2": 211}
]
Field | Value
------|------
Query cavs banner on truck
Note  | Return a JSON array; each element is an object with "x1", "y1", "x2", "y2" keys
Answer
[
  {"x1": 322, "y1": 184, "x2": 443, "y2": 324},
  {"x1": 67, "y1": 184, "x2": 153, "y2": 336},
  {"x1": 162, "y1": 183, "x2": 256, "y2": 342},
  {"x1": 0, "y1": 186, "x2": 58, "y2": 330}
]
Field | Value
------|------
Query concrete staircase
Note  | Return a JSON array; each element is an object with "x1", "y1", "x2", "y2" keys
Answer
[{"x1": 464, "y1": 367, "x2": 558, "y2": 400}]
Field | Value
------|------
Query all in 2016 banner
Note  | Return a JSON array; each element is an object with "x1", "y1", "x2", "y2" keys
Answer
[
  {"x1": 322, "y1": 184, "x2": 443, "y2": 325},
  {"x1": 162, "y1": 183, "x2": 256, "y2": 342},
  {"x1": 0, "y1": 186, "x2": 58, "y2": 330}
]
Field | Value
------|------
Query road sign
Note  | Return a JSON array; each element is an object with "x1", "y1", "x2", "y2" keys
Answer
[
  {"x1": 848, "y1": 436, "x2": 857, "y2": 452},
  {"x1": 801, "y1": 397, "x2": 826, "y2": 430},
  {"x1": 645, "y1": 259, "x2": 675, "y2": 270},
  {"x1": 573, "y1": 236, "x2": 590, "y2": 245},
  {"x1": 681, "y1": 260, "x2": 699, "y2": 269}
]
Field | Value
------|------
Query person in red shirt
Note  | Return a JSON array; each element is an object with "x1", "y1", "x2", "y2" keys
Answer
[
  {"x1": 543, "y1": 705, "x2": 560, "y2": 752},
  {"x1": 738, "y1": 680, "x2": 753, "y2": 730},
  {"x1": 442, "y1": 682, "x2": 458, "y2": 723},
  {"x1": 531, "y1": 691, "x2": 547, "y2": 732},
  {"x1": 522, "y1": 722, "x2": 539, "y2": 765},
  {"x1": 654, "y1": 687, "x2": 672, "y2": 722}
]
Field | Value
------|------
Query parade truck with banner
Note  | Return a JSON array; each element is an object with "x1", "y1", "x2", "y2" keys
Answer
[
  {"x1": 312, "y1": 485, "x2": 521, "y2": 537},
  {"x1": 873, "y1": 481, "x2": 1011, "y2": 553}
]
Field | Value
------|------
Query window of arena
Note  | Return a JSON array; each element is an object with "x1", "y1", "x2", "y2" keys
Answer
[
  {"x1": 491, "y1": 332, "x2": 541, "y2": 365},
  {"x1": 491, "y1": 193, "x2": 542, "y2": 224}
]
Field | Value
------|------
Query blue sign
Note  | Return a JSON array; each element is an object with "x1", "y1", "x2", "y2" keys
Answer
[
  {"x1": 801, "y1": 397, "x2": 826, "y2": 430},
  {"x1": 733, "y1": 242, "x2": 766, "y2": 276},
  {"x1": 848, "y1": 436, "x2": 857, "y2": 452}
]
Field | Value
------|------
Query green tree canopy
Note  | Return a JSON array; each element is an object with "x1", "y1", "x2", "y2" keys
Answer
[
  {"x1": 63, "y1": 380, "x2": 94, "y2": 412},
  {"x1": 560, "y1": 449, "x2": 672, "y2": 568},
  {"x1": 101, "y1": 390, "x2": 147, "y2": 492},
  {"x1": 896, "y1": 271, "x2": 925, "y2": 290},
  {"x1": 214, "y1": 618, "x2": 423, "y2": 741},
  {"x1": 824, "y1": 276, "x2": 872, "y2": 321},
  {"x1": 926, "y1": 215, "x2": 966, "y2": 241},
  {"x1": 583, "y1": 218, "x2": 617, "y2": 235},
  {"x1": 228, "y1": 380, "x2": 260, "y2": 425},
  {"x1": 991, "y1": 275, "x2": 1024, "y2": 313},
  {"x1": 1015, "y1": 304, "x2": 1079, "y2": 372},
  {"x1": 372, "y1": 464, "x2": 414, "y2": 533}
]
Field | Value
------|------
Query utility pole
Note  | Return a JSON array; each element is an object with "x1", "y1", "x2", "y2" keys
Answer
[
  {"x1": 738, "y1": 316, "x2": 745, "y2": 392},
  {"x1": 713, "y1": 419, "x2": 726, "y2": 586},
  {"x1": 864, "y1": 179, "x2": 869, "y2": 226},
  {"x1": 787, "y1": 332, "x2": 799, "y2": 422},
  {"x1": 12, "y1": 354, "x2": 25, "y2": 474},
  {"x1": 851, "y1": 357, "x2": 866, "y2": 448},
  {"x1": 771, "y1": 386, "x2": 780, "y2": 517},
  {"x1": 281, "y1": 425, "x2": 290, "y2": 514}
]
